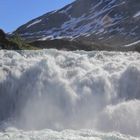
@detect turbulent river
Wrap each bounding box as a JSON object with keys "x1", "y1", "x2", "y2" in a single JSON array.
[{"x1": 0, "y1": 49, "x2": 140, "y2": 140}]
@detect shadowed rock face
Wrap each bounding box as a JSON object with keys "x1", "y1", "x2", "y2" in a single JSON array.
[
  {"x1": 29, "y1": 39, "x2": 113, "y2": 51},
  {"x1": 0, "y1": 29, "x2": 19, "y2": 50},
  {"x1": 0, "y1": 29, "x2": 6, "y2": 41},
  {"x1": 15, "y1": 0, "x2": 140, "y2": 49},
  {"x1": 0, "y1": 29, "x2": 7, "y2": 48}
]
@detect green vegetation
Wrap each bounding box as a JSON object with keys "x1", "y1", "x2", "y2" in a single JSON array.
[
  {"x1": 0, "y1": 29, "x2": 40, "y2": 50},
  {"x1": 9, "y1": 33, "x2": 39, "y2": 50}
]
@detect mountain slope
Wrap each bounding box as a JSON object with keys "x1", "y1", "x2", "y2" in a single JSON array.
[{"x1": 15, "y1": 0, "x2": 140, "y2": 48}]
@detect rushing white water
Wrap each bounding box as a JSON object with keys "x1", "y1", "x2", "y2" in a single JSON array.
[
  {"x1": 0, "y1": 49, "x2": 140, "y2": 139},
  {"x1": 0, "y1": 128, "x2": 139, "y2": 140}
]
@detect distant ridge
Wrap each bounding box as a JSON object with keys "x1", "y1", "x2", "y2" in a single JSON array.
[{"x1": 15, "y1": 0, "x2": 140, "y2": 50}]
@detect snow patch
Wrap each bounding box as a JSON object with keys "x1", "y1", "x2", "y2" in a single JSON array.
[
  {"x1": 59, "y1": 5, "x2": 72, "y2": 14},
  {"x1": 125, "y1": 40, "x2": 140, "y2": 47},
  {"x1": 27, "y1": 19, "x2": 42, "y2": 28},
  {"x1": 133, "y1": 11, "x2": 140, "y2": 18}
]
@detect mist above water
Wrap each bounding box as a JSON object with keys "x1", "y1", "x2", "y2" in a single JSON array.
[{"x1": 0, "y1": 49, "x2": 140, "y2": 137}]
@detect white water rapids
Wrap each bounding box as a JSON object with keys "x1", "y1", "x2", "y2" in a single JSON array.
[{"x1": 0, "y1": 49, "x2": 140, "y2": 140}]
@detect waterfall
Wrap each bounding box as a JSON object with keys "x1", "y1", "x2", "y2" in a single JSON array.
[{"x1": 0, "y1": 49, "x2": 140, "y2": 137}]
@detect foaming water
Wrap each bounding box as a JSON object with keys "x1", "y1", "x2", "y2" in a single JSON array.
[
  {"x1": 0, "y1": 49, "x2": 140, "y2": 138},
  {"x1": 0, "y1": 128, "x2": 139, "y2": 140}
]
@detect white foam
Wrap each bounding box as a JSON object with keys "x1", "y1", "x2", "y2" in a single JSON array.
[
  {"x1": 96, "y1": 100, "x2": 140, "y2": 136},
  {"x1": 0, "y1": 129, "x2": 139, "y2": 140},
  {"x1": 0, "y1": 49, "x2": 140, "y2": 137}
]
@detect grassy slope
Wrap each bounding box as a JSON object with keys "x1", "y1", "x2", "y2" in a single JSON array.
[{"x1": 0, "y1": 29, "x2": 40, "y2": 50}]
